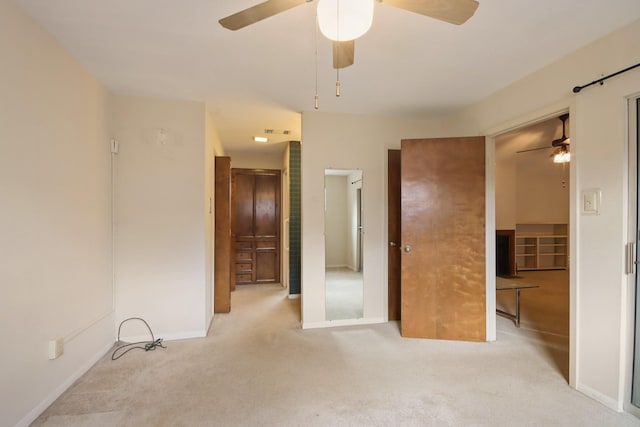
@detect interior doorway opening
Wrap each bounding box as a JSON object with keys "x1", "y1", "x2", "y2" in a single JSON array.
[
  {"x1": 231, "y1": 168, "x2": 282, "y2": 286},
  {"x1": 493, "y1": 113, "x2": 571, "y2": 382}
]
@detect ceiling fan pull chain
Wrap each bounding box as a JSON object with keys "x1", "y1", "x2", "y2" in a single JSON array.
[
  {"x1": 314, "y1": 9, "x2": 320, "y2": 109},
  {"x1": 336, "y1": 0, "x2": 341, "y2": 97}
]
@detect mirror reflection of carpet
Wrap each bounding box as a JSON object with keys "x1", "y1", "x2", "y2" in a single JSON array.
[{"x1": 325, "y1": 268, "x2": 363, "y2": 320}]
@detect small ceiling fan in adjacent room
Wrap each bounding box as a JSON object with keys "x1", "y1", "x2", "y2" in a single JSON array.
[
  {"x1": 218, "y1": 0, "x2": 480, "y2": 69},
  {"x1": 516, "y1": 114, "x2": 571, "y2": 163}
]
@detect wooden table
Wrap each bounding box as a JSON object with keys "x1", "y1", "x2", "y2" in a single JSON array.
[{"x1": 496, "y1": 277, "x2": 539, "y2": 327}]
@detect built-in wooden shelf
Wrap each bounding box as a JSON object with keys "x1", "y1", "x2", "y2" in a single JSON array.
[{"x1": 515, "y1": 224, "x2": 568, "y2": 271}]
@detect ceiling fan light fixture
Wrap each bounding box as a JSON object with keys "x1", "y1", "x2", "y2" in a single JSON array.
[
  {"x1": 317, "y1": 0, "x2": 374, "y2": 42},
  {"x1": 553, "y1": 147, "x2": 570, "y2": 163}
]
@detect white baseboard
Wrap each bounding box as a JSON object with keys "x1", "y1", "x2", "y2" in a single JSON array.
[
  {"x1": 303, "y1": 317, "x2": 385, "y2": 330},
  {"x1": 577, "y1": 382, "x2": 622, "y2": 412},
  {"x1": 16, "y1": 341, "x2": 114, "y2": 427},
  {"x1": 288, "y1": 294, "x2": 301, "y2": 299},
  {"x1": 205, "y1": 314, "x2": 215, "y2": 335},
  {"x1": 119, "y1": 329, "x2": 207, "y2": 343},
  {"x1": 325, "y1": 264, "x2": 349, "y2": 269}
]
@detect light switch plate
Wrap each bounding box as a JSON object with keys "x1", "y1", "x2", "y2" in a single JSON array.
[{"x1": 582, "y1": 188, "x2": 601, "y2": 215}]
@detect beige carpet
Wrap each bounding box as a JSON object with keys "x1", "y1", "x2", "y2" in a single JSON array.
[{"x1": 32, "y1": 280, "x2": 640, "y2": 427}]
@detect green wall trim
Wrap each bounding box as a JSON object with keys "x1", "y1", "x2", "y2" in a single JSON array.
[{"x1": 289, "y1": 141, "x2": 301, "y2": 295}]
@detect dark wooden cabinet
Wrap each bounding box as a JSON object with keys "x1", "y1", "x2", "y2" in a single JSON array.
[{"x1": 231, "y1": 169, "x2": 281, "y2": 285}]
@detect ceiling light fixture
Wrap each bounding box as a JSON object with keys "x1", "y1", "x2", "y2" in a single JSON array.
[
  {"x1": 317, "y1": 0, "x2": 374, "y2": 42},
  {"x1": 219, "y1": 0, "x2": 478, "y2": 110},
  {"x1": 317, "y1": 0, "x2": 373, "y2": 98},
  {"x1": 552, "y1": 114, "x2": 570, "y2": 163},
  {"x1": 253, "y1": 136, "x2": 268, "y2": 143},
  {"x1": 553, "y1": 146, "x2": 570, "y2": 163}
]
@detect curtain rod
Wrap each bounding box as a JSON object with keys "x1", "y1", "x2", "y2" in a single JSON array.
[{"x1": 573, "y1": 62, "x2": 640, "y2": 93}]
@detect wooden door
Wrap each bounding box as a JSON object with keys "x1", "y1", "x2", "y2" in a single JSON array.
[
  {"x1": 232, "y1": 169, "x2": 281, "y2": 285},
  {"x1": 233, "y1": 171, "x2": 254, "y2": 285},
  {"x1": 388, "y1": 150, "x2": 402, "y2": 320},
  {"x1": 214, "y1": 157, "x2": 231, "y2": 312},
  {"x1": 400, "y1": 137, "x2": 486, "y2": 341}
]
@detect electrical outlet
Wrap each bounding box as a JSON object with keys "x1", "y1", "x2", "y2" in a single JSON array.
[{"x1": 48, "y1": 338, "x2": 64, "y2": 360}]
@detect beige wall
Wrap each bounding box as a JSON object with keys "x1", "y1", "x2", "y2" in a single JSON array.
[
  {"x1": 0, "y1": 2, "x2": 114, "y2": 426},
  {"x1": 109, "y1": 95, "x2": 210, "y2": 341},
  {"x1": 205, "y1": 109, "x2": 224, "y2": 328},
  {"x1": 495, "y1": 135, "x2": 518, "y2": 229},
  {"x1": 516, "y1": 149, "x2": 570, "y2": 225},
  {"x1": 228, "y1": 149, "x2": 285, "y2": 170},
  {"x1": 496, "y1": 118, "x2": 570, "y2": 229}
]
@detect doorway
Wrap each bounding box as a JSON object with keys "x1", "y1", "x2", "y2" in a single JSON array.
[
  {"x1": 494, "y1": 114, "x2": 571, "y2": 381},
  {"x1": 214, "y1": 156, "x2": 232, "y2": 312},
  {"x1": 387, "y1": 150, "x2": 401, "y2": 321},
  {"x1": 231, "y1": 168, "x2": 281, "y2": 285},
  {"x1": 386, "y1": 123, "x2": 571, "y2": 354}
]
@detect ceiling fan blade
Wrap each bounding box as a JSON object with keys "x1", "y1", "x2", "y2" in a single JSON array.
[
  {"x1": 381, "y1": 0, "x2": 479, "y2": 25},
  {"x1": 219, "y1": 0, "x2": 308, "y2": 31},
  {"x1": 516, "y1": 146, "x2": 552, "y2": 154},
  {"x1": 333, "y1": 40, "x2": 355, "y2": 69}
]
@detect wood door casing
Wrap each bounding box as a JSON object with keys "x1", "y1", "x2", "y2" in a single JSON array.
[
  {"x1": 232, "y1": 169, "x2": 281, "y2": 285},
  {"x1": 388, "y1": 150, "x2": 402, "y2": 320},
  {"x1": 214, "y1": 157, "x2": 231, "y2": 312},
  {"x1": 400, "y1": 137, "x2": 486, "y2": 341}
]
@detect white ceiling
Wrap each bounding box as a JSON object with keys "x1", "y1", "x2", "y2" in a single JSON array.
[{"x1": 14, "y1": 0, "x2": 640, "y2": 154}]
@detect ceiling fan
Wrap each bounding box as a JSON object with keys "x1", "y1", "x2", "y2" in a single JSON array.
[
  {"x1": 516, "y1": 114, "x2": 571, "y2": 162},
  {"x1": 219, "y1": 0, "x2": 480, "y2": 69}
]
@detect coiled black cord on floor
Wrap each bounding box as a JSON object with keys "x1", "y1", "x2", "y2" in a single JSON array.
[{"x1": 111, "y1": 317, "x2": 166, "y2": 360}]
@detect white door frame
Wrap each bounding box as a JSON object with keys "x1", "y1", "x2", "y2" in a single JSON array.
[{"x1": 483, "y1": 104, "x2": 577, "y2": 387}]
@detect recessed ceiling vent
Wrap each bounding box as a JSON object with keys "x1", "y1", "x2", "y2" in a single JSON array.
[{"x1": 264, "y1": 129, "x2": 291, "y2": 135}]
